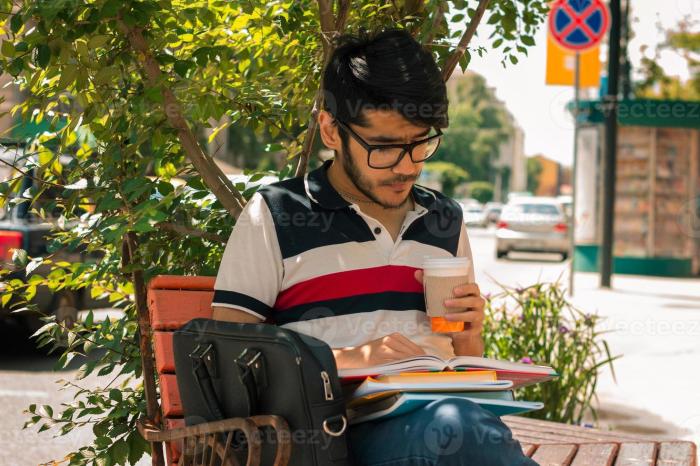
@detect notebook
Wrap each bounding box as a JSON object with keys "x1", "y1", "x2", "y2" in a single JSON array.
[
  {"x1": 348, "y1": 377, "x2": 514, "y2": 407},
  {"x1": 347, "y1": 391, "x2": 544, "y2": 424}
]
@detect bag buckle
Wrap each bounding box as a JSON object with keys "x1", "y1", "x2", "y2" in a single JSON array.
[{"x1": 189, "y1": 343, "x2": 218, "y2": 378}]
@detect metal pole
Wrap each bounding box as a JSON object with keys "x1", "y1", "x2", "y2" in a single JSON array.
[
  {"x1": 568, "y1": 52, "x2": 580, "y2": 297},
  {"x1": 600, "y1": 0, "x2": 621, "y2": 288}
]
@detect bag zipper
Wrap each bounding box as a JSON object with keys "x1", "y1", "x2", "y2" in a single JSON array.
[{"x1": 321, "y1": 370, "x2": 334, "y2": 401}]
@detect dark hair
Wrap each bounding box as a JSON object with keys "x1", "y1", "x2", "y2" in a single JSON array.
[{"x1": 321, "y1": 28, "x2": 449, "y2": 135}]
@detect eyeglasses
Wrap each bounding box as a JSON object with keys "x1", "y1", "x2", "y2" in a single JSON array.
[{"x1": 335, "y1": 119, "x2": 442, "y2": 169}]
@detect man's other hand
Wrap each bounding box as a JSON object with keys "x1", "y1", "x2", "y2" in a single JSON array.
[{"x1": 332, "y1": 332, "x2": 426, "y2": 370}]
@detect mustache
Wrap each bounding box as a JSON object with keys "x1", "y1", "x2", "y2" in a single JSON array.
[{"x1": 381, "y1": 175, "x2": 418, "y2": 185}]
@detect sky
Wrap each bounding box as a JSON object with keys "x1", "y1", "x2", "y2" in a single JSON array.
[{"x1": 452, "y1": 0, "x2": 697, "y2": 166}]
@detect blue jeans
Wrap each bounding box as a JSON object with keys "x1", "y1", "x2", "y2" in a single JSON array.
[{"x1": 347, "y1": 398, "x2": 538, "y2": 466}]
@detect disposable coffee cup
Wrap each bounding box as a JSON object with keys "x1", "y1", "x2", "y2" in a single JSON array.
[{"x1": 422, "y1": 257, "x2": 471, "y2": 333}]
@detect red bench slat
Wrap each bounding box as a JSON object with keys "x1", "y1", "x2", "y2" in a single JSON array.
[
  {"x1": 154, "y1": 331, "x2": 175, "y2": 374},
  {"x1": 160, "y1": 374, "x2": 183, "y2": 417},
  {"x1": 614, "y1": 442, "x2": 658, "y2": 466},
  {"x1": 149, "y1": 275, "x2": 216, "y2": 291},
  {"x1": 657, "y1": 441, "x2": 697, "y2": 466},
  {"x1": 148, "y1": 288, "x2": 214, "y2": 330},
  {"x1": 570, "y1": 443, "x2": 618, "y2": 466},
  {"x1": 530, "y1": 443, "x2": 578, "y2": 466}
]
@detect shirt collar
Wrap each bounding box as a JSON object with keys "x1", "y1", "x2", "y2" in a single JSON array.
[{"x1": 304, "y1": 159, "x2": 437, "y2": 212}]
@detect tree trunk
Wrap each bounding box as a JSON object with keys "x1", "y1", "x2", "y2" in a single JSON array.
[{"x1": 123, "y1": 232, "x2": 165, "y2": 466}]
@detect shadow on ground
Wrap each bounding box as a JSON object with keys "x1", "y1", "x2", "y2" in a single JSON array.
[{"x1": 0, "y1": 319, "x2": 99, "y2": 372}]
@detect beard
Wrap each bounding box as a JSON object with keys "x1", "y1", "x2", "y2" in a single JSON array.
[{"x1": 340, "y1": 147, "x2": 417, "y2": 210}]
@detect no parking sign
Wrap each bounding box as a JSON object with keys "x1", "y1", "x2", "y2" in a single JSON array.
[{"x1": 549, "y1": 0, "x2": 610, "y2": 51}]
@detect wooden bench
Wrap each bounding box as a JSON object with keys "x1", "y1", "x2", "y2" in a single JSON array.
[
  {"x1": 141, "y1": 275, "x2": 291, "y2": 466},
  {"x1": 141, "y1": 275, "x2": 697, "y2": 466}
]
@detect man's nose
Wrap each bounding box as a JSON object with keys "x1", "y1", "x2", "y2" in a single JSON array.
[{"x1": 392, "y1": 149, "x2": 419, "y2": 176}]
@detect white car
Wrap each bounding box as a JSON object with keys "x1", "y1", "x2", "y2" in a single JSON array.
[
  {"x1": 462, "y1": 205, "x2": 488, "y2": 228},
  {"x1": 496, "y1": 197, "x2": 570, "y2": 260}
]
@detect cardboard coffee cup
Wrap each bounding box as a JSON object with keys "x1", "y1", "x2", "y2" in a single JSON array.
[{"x1": 422, "y1": 257, "x2": 471, "y2": 333}]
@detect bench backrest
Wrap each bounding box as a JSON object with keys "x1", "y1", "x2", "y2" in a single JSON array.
[{"x1": 147, "y1": 275, "x2": 216, "y2": 465}]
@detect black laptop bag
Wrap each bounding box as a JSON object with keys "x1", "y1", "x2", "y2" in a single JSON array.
[{"x1": 173, "y1": 318, "x2": 353, "y2": 466}]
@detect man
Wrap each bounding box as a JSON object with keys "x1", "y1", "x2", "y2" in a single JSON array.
[{"x1": 212, "y1": 28, "x2": 535, "y2": 466}]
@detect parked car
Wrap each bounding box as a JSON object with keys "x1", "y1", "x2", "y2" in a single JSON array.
[
  {"x1": 0, "y1": 141, "x2": 108, "y2": 332},
  {"x1": 495, "y1": 197, "x2": 570, "y2": 261},
  {"x1": 462, "y1": 205, "x2": 487, "y2": 228},
  {"x1": 483, "y1": 202, "x2": 503, "y2": 225},
  {"x1": 557, "y1": 195, "x2": 573, "y2": 221}
]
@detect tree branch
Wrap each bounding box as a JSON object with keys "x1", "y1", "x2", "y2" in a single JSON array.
[
  {"x1": 155, "y1": 222, "x2": 227, "y2": 244},
  {"x1": 425, "y1": 1, "x2": 447, "y2": 45},
  {"x1": 294, "y1": 0, "x2": 351, "y2": 178},
  {"x1": 441, "y1": 0, "x2": 491, "y2": 82},
  {"x1": 116, "y1": 20, "x2": 246, "y2": 219}
]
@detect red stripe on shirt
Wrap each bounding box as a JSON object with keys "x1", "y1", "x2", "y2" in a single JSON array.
[{"x1": 274, "y1": 265, "x2": 422, "y2": 310}]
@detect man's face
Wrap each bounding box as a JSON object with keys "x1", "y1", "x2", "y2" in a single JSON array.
[{"x1": 337, "y1": 110, "x2": 430, "y2": 209}]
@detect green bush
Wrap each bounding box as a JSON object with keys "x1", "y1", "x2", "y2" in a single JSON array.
[
  {"x1": 483, "y1": 280, "x2": 619, "y2": 425},
  {"x1": 468, "y1": 181, "x2": 494, "y2": 204}
]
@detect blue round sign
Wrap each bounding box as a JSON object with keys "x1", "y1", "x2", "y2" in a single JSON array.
[{"x1": 549, "y1": 0, "x2": 610, "y2": 51}]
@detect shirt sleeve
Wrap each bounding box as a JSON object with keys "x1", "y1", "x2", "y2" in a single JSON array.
[
  {"x1": 456, "y1": 222, "x2": 476, "y2": 282},
  {"x1": 213, "y1": 192, "x2": 283, "y2": 320}
]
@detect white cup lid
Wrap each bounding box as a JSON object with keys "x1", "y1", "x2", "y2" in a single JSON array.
[{"x1": 422, "y1": 256, "x2": 471, "y2": 269}]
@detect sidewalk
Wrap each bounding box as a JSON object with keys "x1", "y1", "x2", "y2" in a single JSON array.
[{"x1": 566, "y1": 272, "x2": 700, "y2": 446}]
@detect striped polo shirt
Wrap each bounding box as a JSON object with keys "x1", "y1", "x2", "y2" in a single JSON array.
[{"x1": 213, "y1": 159, "x2": 474, "y2": 359}]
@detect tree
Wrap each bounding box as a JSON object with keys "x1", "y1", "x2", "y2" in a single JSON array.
[
  {"x1": 432, "y1": 72, "x2": 514, "y2": 182},
  {"x1": 0, "y1": 1, "x2": 549, "y2": 464},
  {"x1": 634, "y1": 17, "x2": 699, "y2": 100},
  {"x1": 469, "y1": 180, "x2": 494, "y2": 204},
  {"x1": 526, "y1": 156, "x2": 543, "y2": 194},
  {"x1": 423, "y1": 161, "x2": 470, "y2": 197}
]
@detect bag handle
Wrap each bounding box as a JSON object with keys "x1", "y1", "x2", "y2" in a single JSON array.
[
  {"x1": 234, "y1": 347, "x2": 267, "y2": 416},
  {"x1": 189, "y1": 343, "x2": 224, "y2": 421}
]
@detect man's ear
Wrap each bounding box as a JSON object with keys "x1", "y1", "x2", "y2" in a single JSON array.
[{"x1": 318, "y1": 110, "x2": 342, "y2": 151}]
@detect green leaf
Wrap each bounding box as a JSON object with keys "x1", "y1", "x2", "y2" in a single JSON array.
[
  {"x1": 173, "y1": 60, "x2": 193, "y2": 78},
  {"x1": 35, "y1": 44, "x2": 51, "y2": 68},
  {"x1": 1, "y1": 40, "x2": 15, "y2": 58},
  {"x1": 12, "y1": 249, "x2": 28, "y2": 267},
  {"x1": 108, "y1": 389, "x2": 122, "y2": 403},
  {"x1": 111, "y1": 438, "x2": 128, "y2": 465},
  {"x1": 10, "y1": 14, "x2": 23, "y2": 34},
  {"x1": 100, "y1": 0, "x2": 121, "y2": 18},
  {"x1": 521, "y1": 35, "x2": 535, "y2": 46},
  {"x1": 451, "y1": 14, "x2": 465, "y2": 23}
]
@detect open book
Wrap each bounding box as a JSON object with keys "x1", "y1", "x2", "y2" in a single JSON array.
[{"x1": 338, "y1": 354, "x2": 558, "y2": 389}]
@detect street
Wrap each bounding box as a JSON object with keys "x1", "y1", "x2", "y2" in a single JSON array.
[{"x1": 1, "y1": 226, "x2": 698, "y2": 465}]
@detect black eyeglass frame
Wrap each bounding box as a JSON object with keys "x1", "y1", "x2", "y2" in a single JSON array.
[{"x1": 335, "y1": 119, "x2": 443, "y2": 169}]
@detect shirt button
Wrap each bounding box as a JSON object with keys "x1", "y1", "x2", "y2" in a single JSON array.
[{"x1": 374, "y1": 227, "x2": 382, "y2": 235}]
